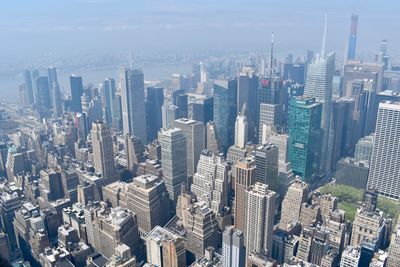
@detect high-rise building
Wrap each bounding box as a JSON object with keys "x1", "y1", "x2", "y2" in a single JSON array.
[
  {"x1": 367, "y1": 101, "x2": 400, "y2": 199},
  {"x1": 280, "y1": 178, "x2": 308, "y2": 228},
  {"x1": 258, "y1": 103, "x2": 282, "y2": 143},
  {"x1": 125, "y1": 134, "x2": 145, "y2": 173},
  {"x1": 288, "y1": 97, "x2": 322, "y2": 181},
  {"x1": 89, "y1": 205, "x2": 140, "y2": 259},
  {"x1": 244, "y1": 182, "x2": 276, "y2": 258},
  {"x1": 146, "y1": 87, "x2": 164, "y2": 141},
  {"x1": 221, "y1": 226, "x2": 245, "y2": 267},
  {"x1": 125, "y1": 175, "x2": 170, "y2": 237},
  {"x1": 145, "y1": 226, "x2": 186, "y2": 267},
  {"x1": 23, "y1": 70, "x2": 35, "y2": 105},
  {"x1": 185, "y1": 201, "x2": 220, "y2": 259},
  {"x1": 254, "y1": 143, "x2": 279, "y2": 192},
  {"x1": 121, "y1": 68, "x2": 147, "y2": 143},
  {"x1": 387, "y1": 218, "x2": 400, "y2": 267},
  {"x1": 354, "y1": 134, "x2": 374, "y2": 163},
  {"x1": 205, "y1": 121, "x2": 220, "y2": 153},
  {"x1": 91, "y1": 121, "x2": 118, "y2": 182},
  {"x1": 70, "y1": 75, "x2": 84, "y2": 113},
  {"x1": 234, "y1": 105, "x2": 248, "y2": 149},
  {"x1": 213, "y1": 79, "x2": 237, "y2": 152},
  {"x1": 159, "y1": 128, "x2": 187, "y2": 204},
  {"x1": 340, "y1": 246, "x2": 360, "y2": 267},
  {"x1": 303, "y1": 51, "x2": 335, "y2": 175},
  {"x1": 233, "y1": 157, "x2": 256, "y2": 234},
  {"x1": 36, "y1": 76, "x2": 52, "y2": 118},
  {"x1": 336, "y1": 158, "x2": 369, "y2": 189},
  {"x1": 103, "y1": 78, "x2": 116, "y2": 126},
  {"x1": 237, "y1": 71, "x2": 259, "y2": 142},
  {"x1": 174, "y1": 118, "x2": 205, "y2": 178},
  {"x1": 39, "y1": 169, "x2": 64, "y2": 202},
  {"x1": 346, "y1": 14, "x2": 358, "y2": 62},
  {"x1": 191, "y1": 150, "x2": 229, "y2": 215}
]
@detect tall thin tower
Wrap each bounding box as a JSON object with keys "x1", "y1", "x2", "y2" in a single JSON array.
[{"x1": 347, "y1": 14, "x2": 358, "y2": 62}]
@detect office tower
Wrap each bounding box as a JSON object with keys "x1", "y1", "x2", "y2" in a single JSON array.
[
  {"x1": 346, "y1": 14, "x2": 358, "y2": 62},
  {"x1": 146, "y1": 87, "x2": 164, "y2": 141},
  {"x1": 174, "y1": 118, "x2": 205, "y2": 178},
  {"x1": 5, "y1": 147, "x2": 35, "y2": 181},
  {"x1": 325, "y1": 219, "x2": 346, "y2": 252},
  {"x1": 0, "y1": 191, "x2": 23, "y2": 260},
  {"x1": 39, "y1": 169, "x2": 64, "y2": 202},
  {"x1": 283, "y1": 63, "x2": 306, "y2": 84},
  {"x1": 103, "y1": 78, "x2": 116, "y2": 126},
  {"x1": 387, "y1": 219, "x2": 400, "y2": 267},
  {"x1": 336, "y1": 158, "x2": 369, "y2": 189},
  {"x1": 331, "y1": 98, "x2": 354, "y2": 168},
  {"x1": 222, "y1": 226, "x2": 245, "y2": 267},
  {"x1": 234, "y1": 105, "x2": 248, "y2": 149},
  {"x1": 47, "y1": 67, "x2": 62, "y2": 117},
  {"x1": 258, "y1": 103, "x2": 283, "y2": 143},
  {"x1": 121, "y1": 68, "x2": 147, "y2": 143},
  {"x1": 70, "y1": 75, "x2": 83, "y2": 113},
  {"x1": 60, "y1": 168, "x2": 80, "y2": 202},
  {"x1": 145, "y1": 226, "x2": 186, "y2": 267},
  {"x1": 362, "y1": 189, "x2": 378, "y2": 212},
  {"x1": 173, "y1": 91, "x2": 188, "y2": 120},
  {"x1": 189, "y1": 95, "x2": 213, "y2": 124},
  {"x1": 23, "y1": 70, "x2": 35, "y2": 104},
  {"x1": 205, "y1": 121, "x2": 220, "y2": 153},
  {"x1": 191, "y1": 150, "x2": 229, "y2": 215},
  {"x1": 162, "y1": 103, "x2": 177, "y2": 130},
  {"x1": 378, "y1": 39, "x2": 390, "y2": 70},
  {"x1": 367, "y1": 101, "x2": 400, "y2": 199},
  {"x1": 245, "y1": 183, "x2": 276, "y2": 258},
  {"x1": 254, "y1": 143, "x2": 279, "y2": 192},
  {"x1": 304, "y1": 51, "x2": 335, "y2": 174},
  {"x1": 234, "y1": 157, "x2": 256, "y2": 234},
  {"x1": 280, "y1": 178, "x2": 308, "y2": 228},
  {"x1": 340, "y1": 246, "x2": 361, "y2": 267},
  {"x1": 125, "y1": 134, "x2": 145, "y2": 173},
  {"x1": 288, "y1": 97, "x2": 322, "y2": 181},
  {"x1": 91, "y1": 121, "x2": 118, "y2": 182},
  {"x1": 237, "y1": 71, "x2": 259, "y2": 142},
  {"x1": 13, "y1": 202, "x2": 50, "y2": 264},
  {"x1": 213, "y1": 79, "x2": 237, "y2": 152},
  {"x1": 125, "y1": 175, "x2": 170, "y2": 237},
  {"x1": 90, "y1": 206, "x2": 140, "y2": 259},
  {"x1": 354, "y1": 134, "x2": 374, "y2": 163},
  {"x1": 271, "y1": 229, "x2": 300, "y2": 264},
  {"x1": 110, "y1": 94, "x2": 122, "y2": 130},
  {"x1": 332, "y1": 74, "x2": 342, "y2": 99},
  {"x1": 185, "y1": 201, "x2": 220, "y2": 259},
  {"x1": 309, "y1": 228, "x2": 330, "y2": 265},
  {"x1": 350, "y1": 207, "x2": 386, "y2": 248},
  {"x1": 18, "y1": 84, "x2": 28, "y2": 106},
  {"x1": 36, "y1": 76, "x2": 52, "y2": 117},
  {"x1": 159, "y1": 128, "x2": 187, "y2": 204},
  {"x1": 319, "y1": 194, "x2": 339, "y2": 222}
]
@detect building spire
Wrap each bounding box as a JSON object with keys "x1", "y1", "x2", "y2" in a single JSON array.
[
  {"x1": 321, "y1": 13, "x2": 327, "y2": 57},
  {"x1": 269, "y1": 32, "x2": 274, "y2": 78}
]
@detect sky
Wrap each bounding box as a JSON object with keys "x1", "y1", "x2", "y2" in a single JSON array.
[{"x1": 1, "y1": 0, "x2": 400, "y2": 63}]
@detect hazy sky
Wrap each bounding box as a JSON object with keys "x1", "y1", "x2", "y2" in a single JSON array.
[{"x1": 1, "y1": 0, "x2": 400, "y2": 62}]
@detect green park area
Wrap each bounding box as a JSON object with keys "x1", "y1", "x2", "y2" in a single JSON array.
[{"x1": 318, "y1": 184, "x2": 400, "y2": 223}]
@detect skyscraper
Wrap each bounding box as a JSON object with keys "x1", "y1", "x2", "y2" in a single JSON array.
[
  {"x1": 303, "y1": 51, "x2": 335, "y2": 175},
  {"x1": 288, "y1": 97, "x2": 322, "y2": 181},
  {"x1": 121, "y1": 68, "x2": 148, "y2": 143},
  {"x1": 279, "y1": 178, "x2": 308, "y2": 228},
  {"x1": 23, "y1": 70, "x2": 35, "y2": 105},
  {"x1": 346, "y1": 14, "x2": 358, "y2": 62},
  {"x1": 146, "y1": 87, "x2": 164, "y2": 141},
  {"x1": 191, "y1": 150, "x2": 229, "y2": 215},
  {"x1": 367, "y1": 101, "x2": 400, "y2": 199},
  {"x1": 206, "y1": 121, "x2": 220, "y2": 153},
  {"x1": 234, "y1": 157, "x2": 256, "y2": 234},
  {"x1": 103, "y1": 78, "x2": 116, "y2": 126},
  {"x1": 174, "y1": 118, "x2": 205, "y2": 178},
  {"x1": 254, "y1": 143, "x2": 279, "y2": 192},
  {"x1": 91, "y1": 121, "x2": 118, "y2": 182},
  {"x1": 213, "y1": 79, "x2": 237, "y2": 152},
  {"x1": 36, "y1": 76, "x2": 52, "y2": 118},
  {"x1": 222, "y1": 226, "x2": 245, "y2": 267},
  {"x1": 234, "y1": 105, "x2": 248, "y2": 149},
  {"x1": 70, "y1": 75, "x2": 84, "y2": 113},
  {"x1": 159, "y1": 128, "x2": 187, "y2": 204},
  {"x1": 245, "y1": 182, "x2": 276, "y2": 258}
]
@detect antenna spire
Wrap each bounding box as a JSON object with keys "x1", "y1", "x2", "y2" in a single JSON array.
[
  {"x1": 269, "y1": 32, "x2": 274, "y2": 78},
  {"x1": 321, "y1": 13, "x2": 327, "y2": 56}
]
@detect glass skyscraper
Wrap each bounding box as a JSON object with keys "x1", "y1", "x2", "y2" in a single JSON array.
[{"x1": 288, "y1": 97, "x2": 322, "y2": 181}]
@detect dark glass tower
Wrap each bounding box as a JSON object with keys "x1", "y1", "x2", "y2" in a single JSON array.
[
  {"x1": 146, "y1": 87, "x2": 164, "y2": 141},
  {"x1": 70, "y1": 75, "x2": 84, "y2": 113},
  {"x1": 347, "y1": 14, "x2": 358, "y2": 61}
]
